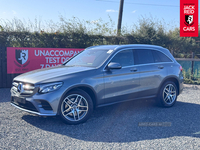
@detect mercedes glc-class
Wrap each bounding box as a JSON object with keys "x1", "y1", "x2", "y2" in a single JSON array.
[{"x1": 11, "y1": 44, "x2": 184, "y2": 124}]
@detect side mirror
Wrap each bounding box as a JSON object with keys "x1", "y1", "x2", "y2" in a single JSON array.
[{"x1": 107, "y1": 62, "x2": 122, "y2": 70}]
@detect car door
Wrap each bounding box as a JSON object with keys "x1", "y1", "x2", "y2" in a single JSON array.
[
  {"x1": 103, "y1": 49, "x2": 140, "y2": 104},
  {"x1": 135, "y1": 49, "x2": 168, "y2": 97}
]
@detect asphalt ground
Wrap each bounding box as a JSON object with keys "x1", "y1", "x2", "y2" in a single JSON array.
[{"x1": 0, "y1": 84, "x2": 200, "y2": 149}]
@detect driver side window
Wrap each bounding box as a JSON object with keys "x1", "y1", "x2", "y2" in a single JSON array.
[{"x1": 110, "y1": 50, "x2": 134, "y2": 67}]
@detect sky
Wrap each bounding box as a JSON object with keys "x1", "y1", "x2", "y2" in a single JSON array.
[{"x1": 0, "y1": 0, "x2": 186, "y2": 31}]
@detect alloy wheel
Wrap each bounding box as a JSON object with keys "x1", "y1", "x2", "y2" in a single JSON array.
[
  {"x1": 163, "y1": 84, "x2": 177, "y2": 105},
  {"x1": 61, "y1": 94, "x2": 88, "y2": 122}
]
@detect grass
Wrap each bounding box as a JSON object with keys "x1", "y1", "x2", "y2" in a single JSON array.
[{"x1": 182, "y1": 68, "x2": 200, "y2": 85}]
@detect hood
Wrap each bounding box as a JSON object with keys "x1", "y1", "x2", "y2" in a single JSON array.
[{"x1": 14, "y1": 65, "x2": 95, "y2": 84}]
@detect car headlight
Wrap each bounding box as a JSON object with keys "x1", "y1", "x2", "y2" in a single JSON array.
[{"x1": 39, "y1": 82, "x2": 63, "y2": 94}]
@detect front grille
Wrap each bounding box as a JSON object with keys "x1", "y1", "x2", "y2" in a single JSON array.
[
  {"x1": 11, "y1": 81, "x2": 35, "y2": 97},
  {"x1": 11, "y1": 98, "x2": 38, "y2": 112}
]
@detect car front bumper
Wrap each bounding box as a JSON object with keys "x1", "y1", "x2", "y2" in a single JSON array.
[
  {"x1": 10, "y1": 102, "x2": 56, "y2": 116},
  {"x1": 10, "y1": 87, "x2": 65, "y2": 116}
]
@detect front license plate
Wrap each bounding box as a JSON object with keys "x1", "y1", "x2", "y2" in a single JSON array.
[{"x1": 13, "y1": 97, "x2": 26, "y2": 104}]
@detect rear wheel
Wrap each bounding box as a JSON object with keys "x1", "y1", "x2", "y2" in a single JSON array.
[
  {"x1": 157, "y1": 81, "x2": 178, "y2": 107},
  {"x1": 59, "y1": 89, "x2": 93, "y2": 125}
]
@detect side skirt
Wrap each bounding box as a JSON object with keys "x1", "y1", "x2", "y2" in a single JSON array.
[{"x1": 97, "y1": 95, "x2": 156, "y2": 108}]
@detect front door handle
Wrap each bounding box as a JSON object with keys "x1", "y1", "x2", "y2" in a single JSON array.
[
  {"x1": 130, "y1": 68, "x2": 137, "y2": 72},
  {"x1": 158, "y1": 65, "x2": 164, "y2": 69}
]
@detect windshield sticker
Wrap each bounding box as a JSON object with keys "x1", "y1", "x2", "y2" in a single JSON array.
[{"x1": 107, "y1": 50, "x2": 113, "y2": 54}]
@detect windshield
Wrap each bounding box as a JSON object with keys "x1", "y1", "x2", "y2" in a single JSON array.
[{"x1": 64, "y1": 49, "x2": 113, "y2": 67}]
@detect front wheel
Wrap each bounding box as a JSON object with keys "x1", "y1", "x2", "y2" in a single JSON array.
[
  {"x1": 157, "y1": 81, "x2": 178, "y2": 107},
  {"x1": 59, "y1": 89, "x2": 93, "y2": 125}
]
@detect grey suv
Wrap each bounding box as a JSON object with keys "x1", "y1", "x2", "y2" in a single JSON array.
[{"x1": 11, "y1": 44, "x2": 184, "y2": 124}]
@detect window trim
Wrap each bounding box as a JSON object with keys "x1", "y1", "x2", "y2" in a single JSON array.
[{"x1": 103, "y1": 48, "x2": 174, "y2": 71}]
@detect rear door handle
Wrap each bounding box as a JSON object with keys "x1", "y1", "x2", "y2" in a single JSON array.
[
  {"x1": 158, "y1": 65, "x2": 164, "y2": 69},
  {"x1": 130, "y1": 68, "x2": 137, "y2": 72}
]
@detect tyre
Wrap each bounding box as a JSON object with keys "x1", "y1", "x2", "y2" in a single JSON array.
[
  {"x1": 157, "y1": 81, "x2": 178, "y2": 107},
  {"x1": 59, "y1": 89, "x2": 93, "y2": 125}
]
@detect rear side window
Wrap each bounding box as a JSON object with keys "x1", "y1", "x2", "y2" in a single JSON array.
[
  {"x1": 136, "y1": 49, "x2": 154, "y2": 64},
  {"x1": 152, "y1": 50, "x2": 172, "y2": 62}
]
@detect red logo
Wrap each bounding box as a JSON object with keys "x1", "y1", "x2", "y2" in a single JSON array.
[{"x1": 180, "y1": 0, "x2": 198, "y2": 37}]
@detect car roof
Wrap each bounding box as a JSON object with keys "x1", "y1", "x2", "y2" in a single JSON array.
[
  {"x1": 85, "y1": 44, "x2": 175, "y2": 64},
  {"x1": 85, "y1": 45, "x2": 119, "y2": 50},
  {"x1": 86, "y1": 44, "x2": 166, "y2": 51}
]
